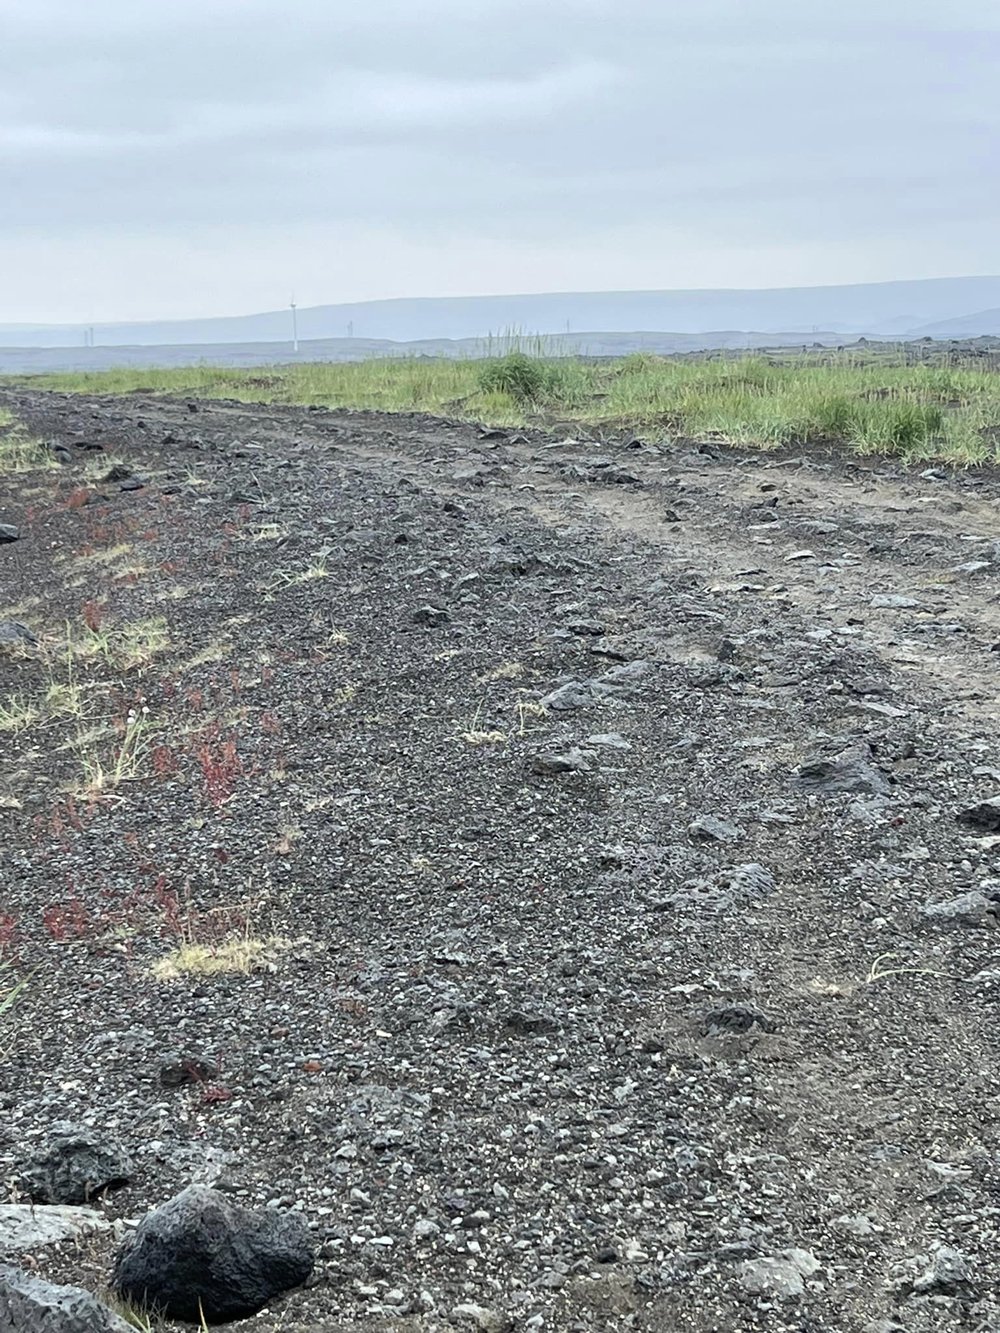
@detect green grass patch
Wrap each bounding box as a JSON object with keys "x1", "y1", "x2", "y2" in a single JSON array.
[{"x1": 12, "y1": 351, "x2": 1000, "y2": 462}]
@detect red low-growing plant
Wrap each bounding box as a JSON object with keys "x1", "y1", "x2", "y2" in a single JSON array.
[
  {"x1": 43, "y1": 898, "x2": 91, "y2": 941},
  {"x1": 0, "y1": 913, "x2": 17, "y2": 957},
  {"x1": 151, "y1": 744, "x2": 179, "y2": 778},
  {"x1": 195, "y1": 734, "x2": 242, "y2": 807},
  {"x1": 64, "y1": 486, "x2": 92, "y2": 511}
]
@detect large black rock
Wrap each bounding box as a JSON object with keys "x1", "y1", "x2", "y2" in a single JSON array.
[
  {"x1": 0, "y1": 1264, "x2": 132, "y2": 1332},
  {"x1": 112, "y1": 1185, "x2": 314, "y2": 1324}
]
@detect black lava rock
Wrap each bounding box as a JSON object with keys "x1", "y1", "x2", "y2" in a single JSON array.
[
  {"x1": 112, "y1": 1185, "x2": 314, "y2": 1324},
  {"x1": 20, "y1": 1123, "x2": 131, "y2": 1205}
]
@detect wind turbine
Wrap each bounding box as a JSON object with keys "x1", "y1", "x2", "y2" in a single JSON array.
[{"x1": 290, "y1": 296, "x2": 298, "y2": 354}]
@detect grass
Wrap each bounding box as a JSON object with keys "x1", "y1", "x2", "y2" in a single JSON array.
[
  {"x1": 0, "y1": 964, "x2": 25, "y2": 1017},
  {"x1": 0, "y1": 407, "x2": 55, "y2": 473},
  {"x1": 152, "y1": 934, "x2": 288, "y2": 982},
  {"x1": 15, "y1": 349, "x2": 1000, "y2": 461}
]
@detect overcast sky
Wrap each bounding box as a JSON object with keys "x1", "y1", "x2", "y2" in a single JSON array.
[{"x1": 1, "y1": 0, "x2": 997, "y2": 323}]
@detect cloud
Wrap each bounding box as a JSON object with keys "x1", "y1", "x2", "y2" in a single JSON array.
[{"x1": 0, "y1": 0, "x2": 995, "y2": 321}]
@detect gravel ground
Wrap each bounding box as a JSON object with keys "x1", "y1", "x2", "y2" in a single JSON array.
[{"x1": 2, "y1": 388, "x2": 1000, "y2": 1332}]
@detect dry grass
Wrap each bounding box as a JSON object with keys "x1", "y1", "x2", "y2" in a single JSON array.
[
  {"x1": 0, "y1": 408, "x2": 56, "y2": 473},
  {"x1": 152, "y1": 934, "x2": 289, "y2": 982}
]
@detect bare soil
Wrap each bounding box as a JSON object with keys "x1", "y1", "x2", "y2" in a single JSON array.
[{"x1": 3, "y1": 388, "x2": 1000, "y2": 1332}]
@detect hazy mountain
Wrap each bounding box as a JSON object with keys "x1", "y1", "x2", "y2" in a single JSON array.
[
  {"x1": 907, "y1": 309, "x2": 1000, "y2": 339},
  {"x1": 6, "y1": 276, "x2": 1000, "y2": 350}
]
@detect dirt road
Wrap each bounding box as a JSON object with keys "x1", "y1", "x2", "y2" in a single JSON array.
[{"x1": 2, "y1": 388, "x2": 1000, "y2": 1331}]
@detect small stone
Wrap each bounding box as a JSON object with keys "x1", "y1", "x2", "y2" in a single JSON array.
[
  {"x1": 0, "y1": 621, "x2": 36, "y2": 646},
  {"x1": 529, "y1": 748, "x2": 590, "y2": 775},
  {"x1": 958, "y1": 797, "x2": 1000, "y2": 831},
  {"x1": 702, "y1": 1004, "x2": 774, "y2": 1036},
  {"x1": 412, "y1": 605, "x2": 449, "y2": 626},
  {"x1": 870, "y1": 594, "x2": 921, "y2": 609},
  {"x1": 158, "y1": 1054, "x2": 217, "y2": 1087},
  {"x1": 739, "y1": 1249, "x2": 820, "y2": 1299},
  {"x1": 20, "y1": 1124, "x2": 131, "y2": 1205},
  {"x1": 451, "y1": 1303, "x2": 507, "y2": 1332},
  {"x1": 913, "y1": 1245, "x2": 972, "y2": 1294},
  {"x1": 0, "y1": 525, "x2": 19, "y2": 544},
  {"x1": 921, "y1": 890, "x2": 993, "y2": 926},
  {"x1": 688, "y1": 814, "x2": 743, "y2": 843},
  {"x1": 952, "y1": 560, "x2": 991, "y2": 574},
  {"x1": 832, "y1": 1213, "x2": 875, "y2": 1237},
  {"x1": 540, "y1": 679, "x2": 610, "y2": 712},
  {"x1": 794, "y1": 747, "x2": 891, "y2": 796},
  {"x1": 586, "y1": 732, "x2": 631, "y2": 750},
  {"x1": 504, "y1": 1009, "x2": 559, "y2": 1035}
]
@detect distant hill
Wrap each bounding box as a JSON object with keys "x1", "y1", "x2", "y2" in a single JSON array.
[
  {"x1": 7, "y1": 276, "x2": 1000, "y2": 350},
  {"x1": 908, "y1": 309, "x2": 1000, "y2": 339}
]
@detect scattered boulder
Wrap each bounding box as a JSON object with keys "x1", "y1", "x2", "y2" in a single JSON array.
[
  {"x1": 794, "y1": 746, "x2": 891, "y2": 796},
  {"x1": 739, "y1": 1248, "x2": 820, "y2": 1299},
  {"x1": 920, "y1": 890, "x2": 994, "y2": 926},
  {"x1": 451, "y1": 1303, "x2": 508, "y2": 1332},
  {"x1": 412, "y1": 605, "x2": 449, "y2": 626},
  {"x1": 112, "y1": 1185, "x2": 314, "y2": 1323},
  {"x1": 912, "y1": 1245, "x2": 973, "y2": 1295},
  {"x1": 540, "y1": 679, "x2": 611, "y2": 712},
  {"x1": 0, "y1": 1204, "x2": 112, "y2": 1254},
  {"x1": 0, "y1": 621, "x2": 35, "y2": 646},
  {"x1": 0, "y1": 1264, "x2": 131, "y2": 1333},
  {"x1": 688, "y1": 814, "x2": 743, "y2": 843},
  {"x1": 870, "y1": 594, "x2": 921, "y2": 609},
  {"x1": 702, "y1": 1004, "x2": 774, "y2": 1036},
  {"x1": 0, "y1": 526, "x2": 19, "y2": 545},
  {"x1": 957, "y1": 797, "x2": 1000, "y2": 831},
  {"x1": 529, "y1": 747, "x2": 591, "y2": 775},
  {"x1": 20, "y1": 1124, "x2": 131, "y2": 1205},
  {"x1": 158, "y1": 1054, "x2": 218, "y2": 1088},
  {"x1": 722, "y1": 863, "x2": 775, "y2": 899},
  {"x1": 100, "y1": 464, "x2": 133, "y2": 483}
]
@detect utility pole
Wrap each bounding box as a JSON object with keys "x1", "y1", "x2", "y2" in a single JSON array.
[{"x1": 290, "y1": 296, "x2": 298, "y2": 353}]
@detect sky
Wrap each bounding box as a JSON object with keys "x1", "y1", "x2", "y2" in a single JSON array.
[{"x1": 0, "y1": 0, "x2": 997, "y2": 323}]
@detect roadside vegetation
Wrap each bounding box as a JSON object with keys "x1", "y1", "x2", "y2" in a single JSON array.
[{"x1": 12, "y1": 349, "x2": 1000, "y2": 461}]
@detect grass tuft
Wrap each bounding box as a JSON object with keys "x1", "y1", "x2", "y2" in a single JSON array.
[
  {"x1": 152, "y1": 934, "x2": 289, "y2": 982},
  {"x1": 0, "y1": 409, "x2": 56, "y2": 473}
]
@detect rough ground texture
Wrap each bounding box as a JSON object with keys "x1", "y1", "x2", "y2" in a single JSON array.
[{"x1": 2, "y1": 387, "x2": 1000, "y2": 1331}]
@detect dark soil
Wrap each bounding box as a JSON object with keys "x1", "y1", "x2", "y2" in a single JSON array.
[{"x1": 3, "y1": 388, "x2": 1000, "y2": 1332}]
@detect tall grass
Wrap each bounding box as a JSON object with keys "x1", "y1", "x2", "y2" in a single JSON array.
[{"x1": 12, "y1": 351, "x2": 1000, "y2": 462}]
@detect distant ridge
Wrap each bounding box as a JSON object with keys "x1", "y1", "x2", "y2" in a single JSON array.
[
  {"x1": 0, "y1": 329, "x2": 855, "y2": 375},
  {"x1": 6, "y1": 276, "x2": 1000, "y2": 349},
  {"x1": 908, "y1": 309, "x2": 1000, "y2": 339}
]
